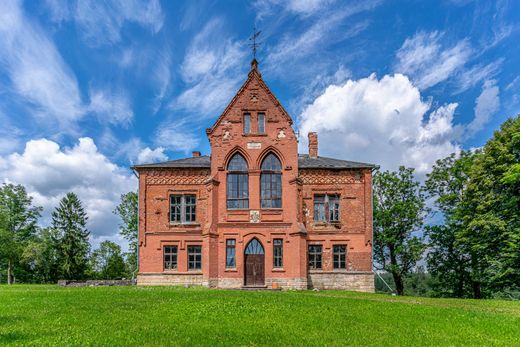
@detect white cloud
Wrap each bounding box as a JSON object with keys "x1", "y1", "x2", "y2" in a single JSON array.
[
  {"x1": 0, "y1": 0, "x2": 84, "y2": 129},
  {"x1": 64, "y1": 0, "x2": 164, "y2": 46},
  {"x1": 467, "y1": 80, "x2": 500, "y2": 136},
  {"x1": 0, "y1": 137, "x2": 136, "y2": 237},
  {"x1": 298, "y1": 73, "x2": 461, "y2": 174},
  {"x1": 154, "y1": 119, "x2": 201, "y2": 154},
  {"x1": 255, "y1": 0, "x2": 336, "y2": 18},
  {"x1": 88, "y1": 87, "x2": 134, "y2": 127},
  {"x1": 174, "y1": 18, "x2": 248, "y2": 117},
  {"x1": 395, "y1": 31, "x2": 472, "y2": 90},
  {"x1": 137, "y1": 147, "x2": 167, "y2": 164},
  {"x1": 454, "y1": 59, "x2": 503, "y2": 94}
]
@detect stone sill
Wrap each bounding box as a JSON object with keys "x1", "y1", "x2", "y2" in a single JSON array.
[
  {"x1": 272, "y1": 268, "x2": 285, "y2": 272},
  {"x1": 140, "y1": 271, "x2": 203, "y2": 276},
  {"x1": 225, "y1": 268, "x2": 238, "y2": 272},
  {"x1": 168, "y1": 223, "x2": 201, "y2": 227},
  {"x1": 308, "y1": 270, "x2": 373, "y2": 275}
]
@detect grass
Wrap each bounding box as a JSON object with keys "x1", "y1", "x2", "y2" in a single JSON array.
[{"x1": 0, "y1": 285, "x2": 519, "y2": 346}]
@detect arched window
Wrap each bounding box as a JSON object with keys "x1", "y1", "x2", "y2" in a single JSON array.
[
  {"x1": 260, "y1": 153, "x2": 282, "y2": 208},
  {"x1": 227, "y1": 153, "x2": 249, "y2": 209}
]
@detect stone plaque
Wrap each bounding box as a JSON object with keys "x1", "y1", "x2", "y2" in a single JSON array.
[
  {"x1": 250, "y1": 210, "x2": 260, "y2": 223},
  {"x1": 247, "y1": 142, "x2": 261, "y2": 149}
]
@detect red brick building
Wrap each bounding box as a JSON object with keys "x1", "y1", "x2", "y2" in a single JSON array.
[{"x1": 134, "y1": 60, "x2": 375, "y2": 291}]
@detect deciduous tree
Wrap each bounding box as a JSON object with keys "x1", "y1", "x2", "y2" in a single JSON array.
[{"x1": 114, "y1": 192, "x2": 138, "y2": 276}]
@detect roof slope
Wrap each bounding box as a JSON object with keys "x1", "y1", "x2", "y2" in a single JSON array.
[{"x1": 133, "y1": 155, "x2": 375, "y2": 170}]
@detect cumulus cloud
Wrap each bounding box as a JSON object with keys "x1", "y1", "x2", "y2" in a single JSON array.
[
  {"x1": 298, "y1": 73, "x2": 461, "y2": 174},
  {"x1": 395, "y1": 31, "x2": 472, "y2": 90},
  {"x1": 466, "y1": 80, "x2": 500, "y2": 136},
  {"x1": 88, "y1": 87, "x2": 134, "y2": 127},
  {"x1": 0, "y1": 0, "x2": 84, "y2": 128},
  {"x1": 0, "y1": 137, "x2": 136, "y2": 237},
  {"x1": 173, "y1": 18, "x2": 248, "y2": 117},
  {"x1": 136, "y1": 147, "x2": 167, "y2": 164},
  {"x1": 46, "y1": 0, "x2": 164, "y2": 46}
]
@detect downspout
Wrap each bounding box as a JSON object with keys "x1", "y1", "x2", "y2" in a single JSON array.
[{"x1": 132, "y1": 168, "x2": 139, "y2": 281}]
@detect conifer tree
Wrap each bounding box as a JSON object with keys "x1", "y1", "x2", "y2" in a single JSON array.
[{"x1": 52, "y1": 192, "x2": 90, "y2": 280}]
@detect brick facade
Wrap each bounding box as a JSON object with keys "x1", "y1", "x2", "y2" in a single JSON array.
[{"x1": 134, "y1": 60, "x2": 375, "y2": 292}]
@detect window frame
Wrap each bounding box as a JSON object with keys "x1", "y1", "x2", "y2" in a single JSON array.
[
  {"x1": 273, "y1": 238, "x2": 283, "y2": 268},
  {"x1": 163, "y1": 245, "x2": 178, "y2": 271},
  {"x1": 260, "y1": 153, "x2": 282, "y2": 209},
  {"x1": 333, "y1": 245, "x2": 347, "y2": 270},
  {"x1": 257, "y1": 112, "x2": 265, "y2": 134},
  {"x1": 227, "y1": 153, "x2": 249, "y2": 209},
  {"x1": 243, "y1": 113, "x2": 251, "y2": 134},
  {"x1": 170, "y1": 194, "x2": 197, "y2": 224},
  {"x1": 308, "y1": 245, "x2": 323, "y2": 270},
  {"x1": 314, "y1": 194, "x2": 340, "y2": 223},
  {"x1": 187, "y1": 245, "x2": 202, "y2": 271},
  {"x1": 226, "y1": 239, "x2": 236, "y2": 268}
]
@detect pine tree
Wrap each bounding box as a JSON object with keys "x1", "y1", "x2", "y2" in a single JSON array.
[{"x1": 52, "y1": 192, "x2": 90, "y2": 280}]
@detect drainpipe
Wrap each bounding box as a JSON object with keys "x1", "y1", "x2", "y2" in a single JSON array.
[{"x1": 132, "y1": 168, "x2": 139, "y2": 281}]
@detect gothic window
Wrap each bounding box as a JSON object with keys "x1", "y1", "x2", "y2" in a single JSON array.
[
  {"x1": 227, "y1": 153, "x2": 249, "y2": 209},
  {"x1": 170, "y1": 195, "x2": 196, "y2": 224},
  {"x1": 163, "y1": 246, "x2": 178, "y2": 270},
  {"x1": 260, "y1": 153, "x2": 282, "y2": 208},
  {"x1": 308, "y1": 245, "x2": 322, "y2": 270},
  {"x1": 273, "y1": 239, "x2": 283, "y2": 268},
  {"x1": 258, "y1": 112, "x2": 265, "y2": 134},
  {"x1": 333, "y1": 245, "x2": 346, "y2": 269},
  {"x1": 314, "y1": 194, "x2": 340, "y2": 223},
  {"x1": 188, "y1": 245, "x2": 202, "y2": 270},
  {"x1": 226, "y1": 239, "x2": 236, "y2": 268},
  {"x1": 243, "y1": 113, "x2": 251, "y2": 134}
]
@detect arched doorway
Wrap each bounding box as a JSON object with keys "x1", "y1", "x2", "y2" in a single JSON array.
[{"x1": 244, "y1": 238, "x2": 265, "y2": 286}]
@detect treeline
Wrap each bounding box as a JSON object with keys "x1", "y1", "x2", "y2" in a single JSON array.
[
  {"x1": 374, "y1": 116, "x2": 519, "y2": 298},
  {"x1": 0, "y1": 188, "x2": 137, "y2": 284}
]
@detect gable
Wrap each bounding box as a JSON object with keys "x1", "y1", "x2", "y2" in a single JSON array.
[{"x1": 206, "y1": 60, "x2": 293, "y2": 135}]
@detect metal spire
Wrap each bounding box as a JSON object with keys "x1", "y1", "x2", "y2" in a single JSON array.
[{"x1": 249, "y1": 26, "x2": 262, "y2": 60}]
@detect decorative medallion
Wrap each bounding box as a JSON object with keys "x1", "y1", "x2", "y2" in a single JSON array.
[
  {"x1": 250, "y1": 210, "x2": 260, "y2": 223},
  {"x1": 277, "y1": 129, "x2": 286, "y2": 139}
]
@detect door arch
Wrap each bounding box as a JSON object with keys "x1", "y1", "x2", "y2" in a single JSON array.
[{"x1": 244, "y1": 238, "x2": 265, "y2": 286}]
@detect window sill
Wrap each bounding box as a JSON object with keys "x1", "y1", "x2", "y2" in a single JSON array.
[
  {"x1": 225, "y1": 268, "x2": 238, "y2": 272},
  {"x1": 169, "y1": 223, "x2": 200, "y2": 227},
  {"x1": 272, "y1": 268, "x2": 285, "y2": 272}
]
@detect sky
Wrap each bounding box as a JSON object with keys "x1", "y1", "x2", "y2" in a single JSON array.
[{"x1": 0, "y1": 0, "x2": 518, "y2": 249}]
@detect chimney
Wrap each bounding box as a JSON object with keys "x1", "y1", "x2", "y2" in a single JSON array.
[
  {"x1": 308, "y1": 132, "x2": 318, "y2": 158},
  {"x1": 192, "y1": 151, "x2": 201, "y2": 157}
]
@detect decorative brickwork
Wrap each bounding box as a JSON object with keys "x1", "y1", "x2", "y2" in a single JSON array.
[
  {"x1": 299, "y1": 169, "x2": 364, "y2": 185},
  {"x1": 145, "y1": 169, "x2": 210, "y2": 185}
]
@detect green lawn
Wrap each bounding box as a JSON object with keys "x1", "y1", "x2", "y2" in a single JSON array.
[{"x1": 0, "y1": 285, "x2": 519, "y2": 346}]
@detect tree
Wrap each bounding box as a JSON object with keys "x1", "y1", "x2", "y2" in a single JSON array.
[
  {"x1": 52, "y1": 192, "x2": 90, "y2": 280},
  {"x1": 114, "y1": 192, "x2": 138, "y2": 276},
  {"x1": 21, "y1": 228, "x2": 61, "y2": 283},
  {"x1": 90, "y1": 241, "x2": 127, "y2": 279},
  {"x1": 373, "y1": 166, "x2": 427, "y2": 295},
  {"x1": 459, "y1": 116, "x2": 520, "y2": 297},
  {"x1": 424, "y1": 151, "x2": 475, "y2": 298},
  {"x1": 0, "y1": 184, "x2": 42, "y2": 284}
]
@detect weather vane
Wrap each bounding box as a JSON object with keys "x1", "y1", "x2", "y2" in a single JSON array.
[{"x1": 249, "y1": 26, "x2": 262, "y2": 59}]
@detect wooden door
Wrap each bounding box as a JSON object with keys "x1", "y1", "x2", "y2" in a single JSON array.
[{"x1": 244, "y1": 239, "x2": 265, "y2": 286}]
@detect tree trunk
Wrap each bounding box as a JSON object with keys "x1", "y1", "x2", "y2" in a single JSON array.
[
  {"x1": 392, "y1": 272, "x2": 405, "y2": 295},
  {"x1": 7, "y1": 259, "x2": 12, "y2": 285},
  {"x1": 472, "y1": 281, "x2": 481, "y2": 299}
]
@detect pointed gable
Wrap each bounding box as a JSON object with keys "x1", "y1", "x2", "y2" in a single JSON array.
[{"x1": 206, "y1": 59, "x2": 293, "y2": 135}]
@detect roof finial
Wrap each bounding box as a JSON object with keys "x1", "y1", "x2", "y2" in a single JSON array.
[{"x1": 249, "y1": 26, "x2": 262, "y2": 66}]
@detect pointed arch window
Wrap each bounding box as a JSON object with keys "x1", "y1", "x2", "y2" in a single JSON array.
[
  {"x1": 227, "y1": 153, "x2": 249, "y2": 209},
  {"x1": 260, "y1": 153, "x2": 282, "y2": 208}
]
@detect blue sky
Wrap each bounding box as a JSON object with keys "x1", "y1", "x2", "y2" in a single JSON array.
[{"x1": 0, "y1": 0, "x2": 518, "y2": 246}]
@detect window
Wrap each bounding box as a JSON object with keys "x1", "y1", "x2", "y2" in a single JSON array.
[
  {"x1": 227, "y1": 153, "x2": 249, "y2": 209},
  {"x1": 333, "y1": 245, "x2": 346, "y2": 269},
  {"x1": 308, "y1": 245, "x2": 322, "y2": 270},
  {"x1": 188, "y1": 245, "x2": 202, "y2": 270},
  {"x1": 260, "y1": 153, "x2": 282, "y2": 208},
  {"x1": 314, "y1": 194, "x2": 340, "y2": 223},
  {"x1": 170, "y1": 195, "x2": 196, "y2": 224},
  {"x1": 243, "y1": 113, "x2": 251, "y2": 134},
  {"x1": 226, "y1": 239, "x2": 236, "y2": 268},
  {"x1": 164, "y1": 246, "x2": 178, "y2": 270},
  {"x1": 273, "y1": 239, "x2": 283, "y2": 268},
  {"x1": 258, "y1": 112, "x2": 265, "y2": 134}
]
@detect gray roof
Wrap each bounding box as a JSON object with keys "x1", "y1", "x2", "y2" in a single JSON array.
[{"x1": 133, "y1": 154, "x2": 375, "y2": 170}]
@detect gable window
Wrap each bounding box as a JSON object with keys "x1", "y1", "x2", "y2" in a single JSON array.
[
  {"x1": 164, "y1": 245, "x2": 178, "y2": 270},
  {"x1": 333, "y1": 245, "x2": 346, "y2": 269},
  {"x1": 273, "y1": 239, "x2": 283, "y2": 268},
  {"x1": 258, "y1": 112, "x2": 265, "y2": 134},
  {"x1": 314, "y1": 194, "x2": 340, "y2": 223},
  {"x1": 260, "y1": 153, "x2": 282, "y2": 208},
  {"x1": 170, "y1": 195, "x2": 196, "y2": 224},
  {"x1": 243, "y1": 113, "x2": 251, "y2": 134},
  {"x1": 188, "y1": 245, "x2": 202, "y2": 270},
  {"x1": 308, "y1": 245, "x2": 322, "y2": 270},
  {"x1": 227, "y1": 153, "x2": 249, "y2": 209},
  {"x1": 226, "y1": 239, "x2": 236, "y2": 268}
]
